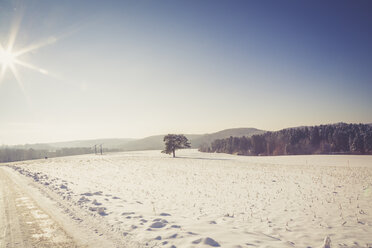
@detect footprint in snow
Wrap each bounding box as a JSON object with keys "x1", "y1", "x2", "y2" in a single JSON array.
[
  {"x1": 205, "y1": 237, "x2": 221, "y2": 247},
  {"x1": 192, "y1": 238, "x2": 202, "y2": 244},
  {"x1": 78, "y1": 196, "x2": 90, "y2": 204},
  {"x1": 167, "y1": 233, "x2": 178, "y2": 239},
  {"x1": 150, "y1": 219, "x2": 168, "y2": 228},
  {"x1": 60, "y1": 184, "x2": 68, "y2": 189},
  {"x1": 122, "y1": 212, "x2": 135, "y2": 216},
  {"x1": 89, "y1": 207, "x2": 108, "y2": 216},
  {"x1": 193, "y1": 237, "x2": 220, "y2": 247},
  {"x1": 92, "y1": 199, "x2": 102, "y2": 206}
]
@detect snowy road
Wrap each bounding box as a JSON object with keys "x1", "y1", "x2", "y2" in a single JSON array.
[
  {"x1": 0, "y1": 165, "x2": 134, "y2": 248},
  {"x1": 0, "y1": 167, "x2": 77, "y2": 248}
]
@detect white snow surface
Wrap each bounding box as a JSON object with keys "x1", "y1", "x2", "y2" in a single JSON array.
[{"x1": 7, "y1": 149, "x2": 372, "y2": 247}]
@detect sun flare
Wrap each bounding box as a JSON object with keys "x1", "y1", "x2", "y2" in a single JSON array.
[
  {"x1": 0, "y1": 48, "x2": 16, "y2": 67},
  {"x1": 0, "y1": 13, "x2": 56, "y2": 90}
]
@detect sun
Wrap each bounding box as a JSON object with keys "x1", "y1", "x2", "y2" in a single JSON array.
[
  {"x1": 0, "y1": 13, "x2": 58, "y2": 91},
  {"x1": 0, "y1": 48, "x2": 16, "y2": 67}
]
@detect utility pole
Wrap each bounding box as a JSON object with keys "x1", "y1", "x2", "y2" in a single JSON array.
[{"x1": 100, "y1": 144, "x2": 103, "y2": 155}]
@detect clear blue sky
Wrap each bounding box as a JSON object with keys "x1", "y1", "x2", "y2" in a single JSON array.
[{"x1": 0, "y1": 0, "x2": 371, "y2": 144}]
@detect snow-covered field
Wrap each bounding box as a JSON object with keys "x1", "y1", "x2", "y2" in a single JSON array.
[{"x1": 5, "y1": 149, "x2": 372, "y2": 248}]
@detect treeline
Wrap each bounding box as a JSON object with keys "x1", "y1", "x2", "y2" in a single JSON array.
[
  {"x1": 0, "y1": 147, "x2": 109, "y2": 163},
  {"x1": 199, "y1": 123, "x2": 372, "y2": 156}
]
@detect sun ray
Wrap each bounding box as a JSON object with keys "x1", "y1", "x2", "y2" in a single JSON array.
[
  {"x1": 0, "y1": 65, "x2": 8, "y2": 86},
  {"x1": 0, "y1": 9, "x2": 64, "y2": 99},
  {"x1": 9, "y1": 63, "x2": 24, "y2": 91},
  {"x1": 14, "y1": 60, "x2": 48, "y2": 75},
  {"x1": 9, "y1": 62, "x2": 30, "y2": 104},
  {"x1": 14, "y1": 60, "x2": 64, "y2": 82},
  {"x1": 14, "y1": 36, "x2": 58, "y2": 57},
  {"x1": 7, "y1": 11, "x2": 23, "y2": 52},
  {"x1": 14, "y1": 27, "x2": 78, "y2": 57},
  {"x1": 0, "y1": 43, "x2": 5, "y2": 85}
]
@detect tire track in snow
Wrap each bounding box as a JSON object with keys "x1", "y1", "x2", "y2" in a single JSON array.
[{"x1": 0, "y1": 167, "x2": 78, "y2": 248}]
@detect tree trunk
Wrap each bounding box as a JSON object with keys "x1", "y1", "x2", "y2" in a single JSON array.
[{"x1": 172, "y1": 149, "x2": 175, "y2": 158}]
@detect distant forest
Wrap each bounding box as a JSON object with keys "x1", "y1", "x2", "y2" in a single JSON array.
[
  {"x1": 199, "y1": 123, "x2": 372, "y2": 155},
  {"x1": 0, "y1": 147, "x2": 118, "y2": 163},
  {"x1": 2, "y1": 123, "x2": 372, "y2": 163}
]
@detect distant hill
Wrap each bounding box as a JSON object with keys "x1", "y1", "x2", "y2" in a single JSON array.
[
  {"x1": 191, "y1": 128, "x2": 265, "y2": 148},
  {"x1": 11, "y1": 138, "x2": 135, "y2": 151},
  {"x1": 120, "y1": 134, "x2": 202, "y2": 151},
  {"x1": 47, "y1": 138, "x2": 135, "y2": 149},
  {"x1": 10, "y1": 143, "x2": 54, "y2": 151},
  {"x1": 7, "y1": 128, "x2": 265, "y2": 152},
  {"x1": 120, "y1": 128, "x2": 265, "y2": 151}
]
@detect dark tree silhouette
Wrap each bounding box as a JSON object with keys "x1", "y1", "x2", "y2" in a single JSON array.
[
  {"x1": 162, "y1": 134, "x2": 191, "y2": 157},
  {"x1": 199, "y1": 123, "x2": 372, "y2": 156},
  {"x1": 0, "y1": 147, "x2": 94, "y2": 163}
]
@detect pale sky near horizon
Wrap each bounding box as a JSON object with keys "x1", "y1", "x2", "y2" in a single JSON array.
[{"x1": 0, "y1": 0, "x2": 371, "y2": 145}]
